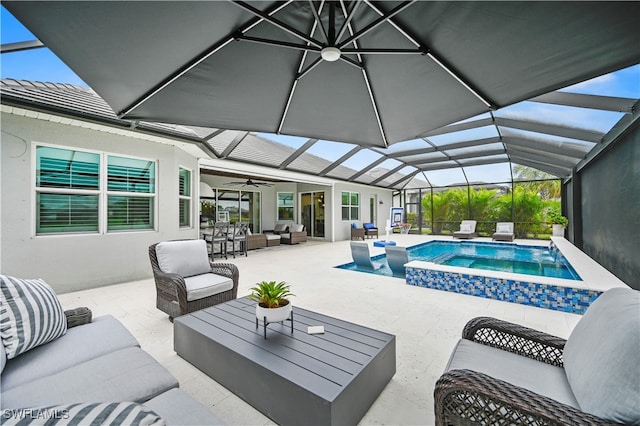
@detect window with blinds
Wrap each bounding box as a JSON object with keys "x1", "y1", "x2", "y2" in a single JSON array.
[
  {"x1": 36, "y1": 146, "x2": 100, "y2": 234},
  {"x1": 178, "y1": 168, "x2": 191, "y2": 227},
  {"x1": 35, "y1": 146, "x2": 156, "y2": 235},
  {"x1": 107, "y1": 156, "x2": 155, "y2": 231}
]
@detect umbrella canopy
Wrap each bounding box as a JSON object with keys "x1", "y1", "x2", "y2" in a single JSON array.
[{"x1": 5, "y1": 1, "x2": 640, "y2": 148}]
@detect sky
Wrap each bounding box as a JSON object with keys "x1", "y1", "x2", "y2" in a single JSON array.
[{"x1": 1, "y1": 5, "x2": 639, "y2": 187}]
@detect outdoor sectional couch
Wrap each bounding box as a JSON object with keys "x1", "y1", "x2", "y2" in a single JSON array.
[{"x1": 0, "y1": 275, "x2": 223, "y2": 425}]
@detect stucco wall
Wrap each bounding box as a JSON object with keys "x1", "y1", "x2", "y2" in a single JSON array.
[
  {"x1": 1, "y1": 112, "x2": 199, "y2": 293},
  {"x1": 333, "y1": 182, "x2": 393, "y2": 241}
]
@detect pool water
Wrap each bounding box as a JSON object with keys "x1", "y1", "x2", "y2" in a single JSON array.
[{"x1": 338, "y1": 240, "x2": 581, "y2": 280}]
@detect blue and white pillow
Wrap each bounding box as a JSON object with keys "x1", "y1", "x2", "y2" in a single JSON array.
[
  {"x1": 0, "y1": 275, "x2": 67, "y2": 359},
  {"x1": 1, "y1": 402, "x2": 165, "y2": 426}
]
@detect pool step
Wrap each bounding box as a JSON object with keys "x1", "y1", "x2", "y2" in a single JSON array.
[{"x1": 432, "y1": 253, "x2": 458, "y2": 264}]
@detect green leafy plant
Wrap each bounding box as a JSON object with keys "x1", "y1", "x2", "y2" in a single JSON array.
[
  {"x1": 547, "y1": 206, "x2": 568, "y2": 226},
  {"x1": 249, "y1": 281, "x2": 294, "y2": 308}
]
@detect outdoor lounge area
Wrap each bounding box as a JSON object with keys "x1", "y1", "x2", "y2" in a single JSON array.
[
  {"x1": 1, "y1": 2, "x2": 639, "y2": 425},
  {"x1": 50, "y1": 235, "x2": 596, "y2": 425}
]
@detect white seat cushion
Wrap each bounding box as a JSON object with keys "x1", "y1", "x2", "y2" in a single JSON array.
[
  {"x1": 563, "y1": 287, "x2": 640, "y2": 424},
  {"x1": 290, "y1": 224, "x2": 304, "y2": 232},
  {"x1": 183, "y1": 273, "x2": 234, "y2": 302},
  {"x1": 446, "y1": 339, "x2": 579, "y2": 409},
  {"x1": 265, "y1": 234, "x2": 281, "y2": 241},
  {"x1": 155, "y1": 240, "x2": 211, "y2": 278},
  {"x1": 496, "y1": 222, "x2": 513, "y2": 233},
  {"x1": 273, "y1": 223, "x2": 288, "y2": 233}
]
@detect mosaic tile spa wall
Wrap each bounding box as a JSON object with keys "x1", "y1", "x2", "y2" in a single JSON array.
[{"x1": 406, "y1": 267, "x2": 601, "y2": 314}]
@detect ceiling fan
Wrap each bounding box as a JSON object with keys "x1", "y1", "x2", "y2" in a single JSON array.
[{"x1": 225, "y1": 178, "x2": 273, "y2": 187}]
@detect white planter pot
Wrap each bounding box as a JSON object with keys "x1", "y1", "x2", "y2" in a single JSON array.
[
  {"x1": 256, "y1": 302, "x2": 292, "y2": 324},
  {"x1": 552, "y1": 224, "x2": 565, "y2": 237}
]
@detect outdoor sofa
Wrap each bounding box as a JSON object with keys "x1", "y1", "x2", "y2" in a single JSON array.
[
  {"x1": 435, "y1": 286, "x2": 640, "y2": 425},
  {"x1": 0, "y1": 275, "x2": 223, "y2": 425}
]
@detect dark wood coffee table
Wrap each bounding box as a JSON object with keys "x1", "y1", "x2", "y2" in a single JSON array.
[{"x1": 174, "y1": 297, "x2": 396, "y2": 426}]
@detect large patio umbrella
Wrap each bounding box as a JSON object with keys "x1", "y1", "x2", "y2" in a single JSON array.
[{"x1": 6, "y1": 1, "x2": 640, "y2": 147}]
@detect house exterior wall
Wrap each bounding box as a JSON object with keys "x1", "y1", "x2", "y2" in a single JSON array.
[
  {"x1": 333, "y1": 182, "x2": 393, "y2": 241},
  {"x1": 1, "y1": 111, "x2": 199, "y2": 293},
  {"x1": 1, "y1": 109, "x2": 395, "y2": 292},
  {"x1": 200, "y1": 174, "x2": 393, "y2": 242}
]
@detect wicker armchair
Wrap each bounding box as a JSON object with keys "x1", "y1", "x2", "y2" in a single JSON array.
[
  {"x1": 435, "y1": 287, "x2": 640, "y2": 426},
  {"x1": 281, "y1": 224, "x2": 307, "y2": 245},
  {"x1": 149, "y1": 241, "x2": 239, "y2": 320}
]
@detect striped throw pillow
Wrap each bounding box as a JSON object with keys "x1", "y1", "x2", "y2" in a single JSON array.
[
  {"x1": 1, "y1": 402, "x2": 165, "y2": 426},
  {"x1": 0, "y1": 275, "x2": 67, "y2": 359}
]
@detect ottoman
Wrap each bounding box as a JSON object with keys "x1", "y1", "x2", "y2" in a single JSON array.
[{"x1": 266, "y1": 234, "x2": 281, "y2": 247}]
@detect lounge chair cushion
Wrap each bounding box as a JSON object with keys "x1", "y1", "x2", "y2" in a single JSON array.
[
  {"x1": 183, "y1": 273, "x2": 234, "y2": 302},
  {"x1": 496, "y1": 223, "x2": 512, "y2": 233},
  {"x1": 155, "y1": 240, "x2": 211, "y2": 278},
  {"x1": 0, "y1": 275, "x2": 67, "y2": 359},
  {"x1": 563, "y1": 287, "x2": 640, "y2": 424},
  {"x1": 459, "y1": 224, "x2": 472, "y2": 232},
  {"x1": 446, "y1": 339, "x2": 580, "y2": 409}
]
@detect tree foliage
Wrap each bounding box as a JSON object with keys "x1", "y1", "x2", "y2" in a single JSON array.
[{"x1": 419, "y1": 178, "x2": 562, "y2": 238}]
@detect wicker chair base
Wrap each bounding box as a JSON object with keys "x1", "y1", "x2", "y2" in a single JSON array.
[{"x1": 149, "y1": 242, "x2": 239, "y2": 320}]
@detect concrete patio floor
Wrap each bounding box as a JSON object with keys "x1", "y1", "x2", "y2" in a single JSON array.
[{"x1": 57, "y1": 235, "x2": 583, "y2": 425}]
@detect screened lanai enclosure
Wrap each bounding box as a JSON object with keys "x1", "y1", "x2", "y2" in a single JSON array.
[{"x1": 1, "y1": 1, "x2": 639, "y2": 288}]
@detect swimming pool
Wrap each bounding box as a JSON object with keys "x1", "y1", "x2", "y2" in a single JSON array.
[
  {"x1": 337, "y1": 239, "x2": 598, "y2": 314},
  {"x1": 337, "y1": 240, "x2": 581, "y2": 280}
]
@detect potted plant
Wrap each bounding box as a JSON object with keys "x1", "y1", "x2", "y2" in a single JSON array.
[
  {"x1": 249, "y1": 280, "x2": 294, "y2": 324},
  {"x1": 548, "y1": 207, "x2": 568, "y2": 237}
]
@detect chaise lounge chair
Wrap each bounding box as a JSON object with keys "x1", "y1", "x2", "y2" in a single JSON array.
[
  {"x1": 350, "y1": 241, "x2": 382, "y2": 270},
  {"x1": 492, "y1": 221, "x2": 515, "y2": 242},
  {"x1": 453, "y1": 220, "x2": 477, "y2": 239},
  {"x1": 385, "y1": 246, "x2": 409, "y2": 276},
  {"x1": 434, "y1": 287, "x2": 640, "y2": 425}
]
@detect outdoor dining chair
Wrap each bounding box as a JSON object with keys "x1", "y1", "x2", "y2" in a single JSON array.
[
  {"x1": 203, "y1": 221, "x2": 229, "y2": 260},
  {"x1": 227, "y1": 222, "x2": 248, "y2": 258}
]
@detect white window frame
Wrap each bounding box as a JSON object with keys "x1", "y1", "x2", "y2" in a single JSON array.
[
  {"x1": 341, "y1": 191, "x2": 360, "y2": 221},
  {"x1": 33, "y1": 142, "x2": 158, "y2": 236},
  {"x1": 178, "y1": 166, "x2": 192, "y2": 228},
  {"x1": 277, "y1": 191, "x2": 295, "y2": 221}
]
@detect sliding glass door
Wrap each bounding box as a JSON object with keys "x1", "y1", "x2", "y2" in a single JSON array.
[
  {"x1": 200, "y1": 188, "x2": 261, "y2": 232},
  {"x1": 301, "y1": 192, "x2": 325, "y2": 238}
]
